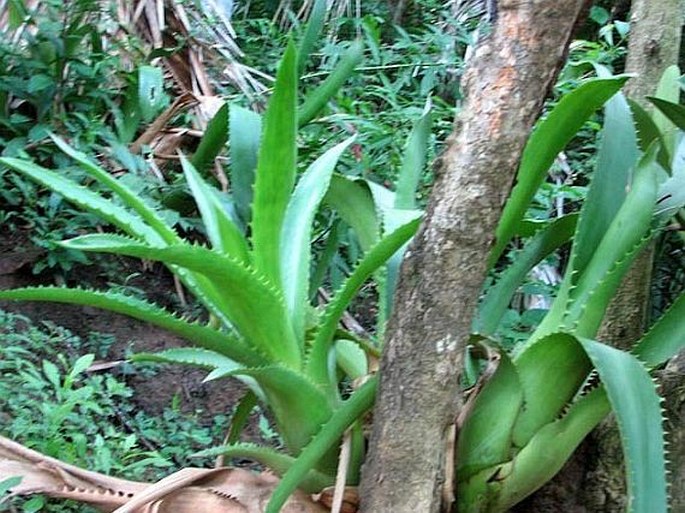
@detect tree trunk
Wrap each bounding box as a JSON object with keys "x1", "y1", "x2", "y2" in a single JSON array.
[
  {"x1": 519, "y1": 1, "x2": 684, "y2": 511},
  {"x1": 358, "y1": 2, "x2": 591, "y2": 512}
]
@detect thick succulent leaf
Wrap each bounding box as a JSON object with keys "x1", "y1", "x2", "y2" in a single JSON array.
[
  {"x1": 511, "y1": 333, "x2": 592, "y2": 448},
  {"x1": 181, "y1": 156, "x2": 249, "y2": 263},
  {"x1": 309, "y1": 219, "x2": 342, "y2": 297},
  {"x1": 628, "y1": 98, "x2": 663, "y2": 152},
  {"x1": 0, "y1": 157, "x2": 163, "y2": 245},
  {"x1": 298, "y1": 41, "x2": 364, "y2": 126},
  {"x1": 226, "y1": 391, "x2": 258, "y2": 445},
  {"x1": 297, "y1": 0, "x2": 327, "y2": 75},
  {"x1": 49, "y1": 135, "x2": 179, "y2": 243},
  {"x1": 648, "y1": 96, "x2": 685, "y2": 131},
  {"x1": 281, "y1": 137, "x2": 355, "y2": 341},
  {"x1": 137, "y1": 65, "x2": 165, "y2": 121},
  {"x1": 334, "y1": 339, "x2": 368, "y2": 379},
  {"x1": 190, "y1": 102, "x2": 229, "y2": 175},
  {"x1": 192, "y1": 443, "x2": 333, "y2": 492},
  {"x1": 490, "y1": 76, "x2": 629, "y2": 266},
  {"x1": 131, "y1": 348, "x2": 239, "y2": 371},
  {"x1": 633, "y1": 290, "x2": 685, "y2": 368},
  {"x1": 394, "y1": 98, "x2": 432, "y2": 210},
  {"x1": 229, "y1": 105, "x2": 261, "y2": 225},
  {"x1": 578, "y1": 339, "x2": 668, "y2": 513},
  {"x1": 566, "y1": 148, "x2": 658, "y2": 337},
  {"x1": 467, "y1": 388, "x2": 611, "y2": 512},
  {"x1": 60, "y1": 235, "x2": 300, "y2": 369},
  {"x1": 209, "y1": 366, "x2": 333, "y2": 459},
  {"x1": 306, "y1": 218, "x2": 421, "y2": 386},
  {"x1": 266, "y1": 375, "x2": 378, "y2": 513},
  {"x1": 0, "y1": 287, "x2": 265, "y2": 367},
  {"x1": 474, "y1": 214, "x2": 577, "y2": 336},
  {"x1": 456, "y1": 352, "x2": 523, "y2": 480},
  {"x1": 251, "y1": 40, "x2": 298, "y2": 289},
  {"x1": 324, "y1": 175, "x2": 380, "y2": 252},
  {"x1": 651, "y1": 65, "x2": 681, "y2": 152},
  {"x1": 570, "y1": 90, "x2": 640, "y2": 281}
]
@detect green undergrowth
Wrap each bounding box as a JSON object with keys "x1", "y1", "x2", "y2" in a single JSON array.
[{"x1": 0, "y1": 309, "x2": 249, "y2": 513}]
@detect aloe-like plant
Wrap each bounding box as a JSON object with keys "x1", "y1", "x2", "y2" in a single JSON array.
[
  {"x1": 456, "y1": 68, "x2": 685, "y2": 513},
  {"x1": 0, "y1": 39, "x2": 419, "y2": 512}
]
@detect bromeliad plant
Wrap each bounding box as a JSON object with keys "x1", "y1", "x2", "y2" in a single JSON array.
[
  {"x1": 0, "y1": 40, "x2": 418, "y2": 512},
  {"x1": 455, "y1": 67, "x2": 685, "y2": 513}
]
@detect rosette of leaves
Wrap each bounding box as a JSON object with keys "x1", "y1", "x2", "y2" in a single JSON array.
[
  {"x1": 458, "y1": 68, "x2": 685, "y2": 513},
  {"x1": 0, "y1": 40, "x2": 418, "y2": 512}
]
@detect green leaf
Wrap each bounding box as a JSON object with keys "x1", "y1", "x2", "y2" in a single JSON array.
[
  {"x1": 0, "y1": 156, "x2": 163, "y2": 245},
  {"x1": 334, "y1": 339, "x2": 368, "y2": 379},
  {"x1": 475, "y1": 214, "x2": 577, "y2": 336},
  {"x1": 251, "y1": 41, "x2": 298, "y2": 288},
  {"x1": 69, "y1": 354, "x2": 95, "y2": 379},
  {"x1": 578, "y1": 339, "x2": 667, "y2": 513},
  {"x1": 132, "y1": 348, "x2": 240, "y2": 371},
  {"x1": 0, "y1": 287, "x2": 266, "y2": 367},
  {"x1": 491, "y1": 76, "x2": 629, "y2": 266},
  {"x1": 181, "y1": 156, "x2": 249, "y2": 263},
  {"x1": 49, "y1": 134, "x2": 180, "y2": 244},
  {"x1": 212, "y1": 366, "x2": 333, "y2": 458},
  {"x1": 0, "y1": 476, "x2": 22, "y2": 496},
  {"x1": 60, "y1": 235, "x2": 300, "y2": 368},
  {"x1": 633, "y1": 290, "x2": 685, "y2": 368},
  {"x1": 281, "y1": 137, "x2": 355, "y2": 341},
  {"x1": 394, "y1": 98, "x2": 432, "y2": 210},
  {"x1": 325, "y1": 175, "x2": 380, "y2": 252},
  {"x1": 648, "y1": 96, "x2": 685, "y2": 131},
  {"x1": 266, "y1": 375, "x2": 378, "y2": 513},
  {"x1": 456, "y1": 352, "x2": 523, "y2": 480},
  {"x1": 226, "y1": 391, "x2": 258, "y2": 445},
  {"x1": 43, "y1": 360, "x2": 61, "y2": 390},
  {"x1": 307, "y1": 218, "x2": 421, "y2": 386},
  {"x1": 297, "y1": 0, "x2": 327, "y2": 74},
  {"x1": 191, "y1": 103, "x2": 228, "y2": 175},
  {"x1": 298, "y1": 40, "x2": 364, "y2": 126},
  {"x1": 229, "y1": 105, "x2": 261, "y2": 225},
  {"x1": 138, "y1": 65, "x2": 165, "y2": 121},
  {"x1": 511, "y1": 333, "x2": 592, "y2": 447},
  {"x1": 192, "y1": 443, "x2": 333, "y2": 492}
]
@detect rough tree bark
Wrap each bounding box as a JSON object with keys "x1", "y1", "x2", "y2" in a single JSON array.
[
  {"x1": 358, "y1": 2, "x2": 591, "y2": 512},
  {"x1": 518, "y1": 1, "x2": 684, "y2": 511}
]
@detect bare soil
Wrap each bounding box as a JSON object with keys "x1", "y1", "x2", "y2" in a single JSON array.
[{"x1": 0, "y1": 229, "x2": 251, "y2": 426}]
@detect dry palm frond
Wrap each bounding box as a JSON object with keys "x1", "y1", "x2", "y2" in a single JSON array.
[{"x1": 0, "y1": 436, "x2": 334, "y2": 513}]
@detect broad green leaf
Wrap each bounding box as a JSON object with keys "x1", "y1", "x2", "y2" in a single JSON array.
[
  {"x1": 0, "y1": 476, "x2": 22, "y2": 496},
  {"x1": 281, "y1": 137, "x2": 355, "y2": 341},
  {"x1": 334, "y1": 339, "x2": 367, "y2": 379},
  {"x1": 651, "y1": 65, "x2": 681, "y2": 156},
  {"x1": 325, "y1": 175, "x2": 380, "y2": 252},
  {"x1": 59, "y1": 235, "x2": 300, "y2": 368},
  {"x1": 456, "y1": 352, "x2": 523, "y2": 480},
  {"x1": 628, "y1": 99, "x2": 666, "y2": 162},
  {"x1": 181, "y1": 156, "x2": 249, "y2": 263},
  {"x1": 266, "y1": 375, "x2": 378, "y2": 513},
  {"x1": 578, "y1": 339, "x2": 667, "y2": 513},
  {"x1": 192, "y1": 443, "x2": 333, "y2": 492},
  {"x1": 229, "y1": 105, "x2": 261, "y2": 224},
  {"x1": 138, "y1": 65, "x2": 165, "y2": 121},
  {"x1": 0, "y1": 287, "x2": 265, "y2": 367},
  {"x1": 394, "y1": 98, "x2": 432, "y2": 210},
  {"x1": 475, "y1": 214, "x2": 577, "y2": 336},
  {"x1": 191, "y1": 102, "x2": 228, "y2": 175},
  {"x1": 648, "y1": 96, "x2": 685, "y2": 131},
  {"x1": 477, "y1": 388, "x2": 610, "y2": 512},
  {"x1": 567, "y1": 148, "x2": 658, "y2": 337},
  {"x1": 49, "y1": 134, "x2": 179, "y2": 243},
  {"x1": 491, "y1": 76, "x2": 629, "y2": 266},
  {"x1": 297, "y1": 0, "x2": 327, "y2": 75},
  {"x1": 567, "y1": 90, "x2": 639, "y2": 280},
  {"x1": 633, "y1": 290, "x2": 685, "y2": 368},
  {"x1": 132, "y1": 347, "x2": 239, "y2": 371},
  {"x1": 226, "y1": 391, "x2": 258, "y2": 445},
  {"x1": 307, "y1": 218, "x2": 421, "y2": 386},
  {"x1": 0, "y1": 157, "x2": 163, "y2": 245},
  {"x1": 511, "y1": 333, "x2": 592, "y2": 447},
  {"x1": 212, "y1": 366, "x2": 333, "y2": 459},
  {"x1": 298, "y1": 40, "x2": 364, "y2": 126},
  {"x1": 251, "y1": 41, "x2": 298, "y2": 288}
]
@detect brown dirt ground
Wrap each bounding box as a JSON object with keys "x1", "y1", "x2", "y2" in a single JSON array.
[{"x1": 0, "y1": 229, "x2": 255, "y2": 430}]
